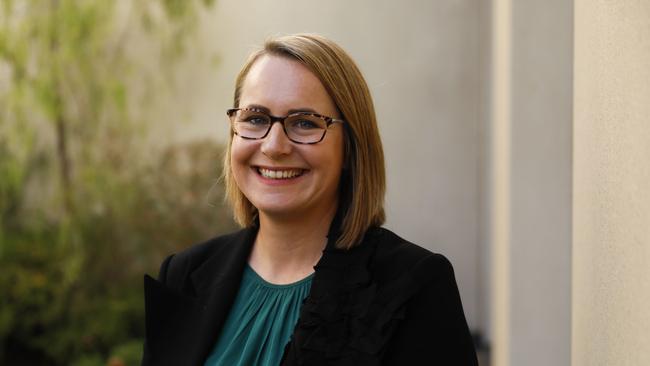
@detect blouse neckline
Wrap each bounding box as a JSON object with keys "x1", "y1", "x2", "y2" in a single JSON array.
[{"x1": 244, "y1": 264, "x2": 314, "y2": 289}]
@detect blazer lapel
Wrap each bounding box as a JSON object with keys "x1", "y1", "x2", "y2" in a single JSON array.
[
  {"x1": 144, "y1": 227, "x2": 257, "y2": 366},
  {"x1": 189, "y1": 227, "x2": 257, "y2": 363},
  {"x1": 144, "y1": 274, "x2": 206, "y2": 365}
]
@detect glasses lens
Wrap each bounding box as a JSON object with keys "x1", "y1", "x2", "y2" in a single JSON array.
[
  {"x1": 233, "y1": 109, "x2": 270, "y2": 138},
  {"x1": 285, "y1": 113, "x2": 327, "y2": 143}
]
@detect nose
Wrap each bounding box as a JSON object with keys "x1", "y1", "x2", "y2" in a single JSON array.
[{"x1": 260, "y1": 122, "x2": 292, "y2": 158}]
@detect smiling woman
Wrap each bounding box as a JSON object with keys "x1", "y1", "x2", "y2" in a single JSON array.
[
  {"x1": 229, "y1": 54, "x2": 345, "y2": 234},
  {"x1": 142, "y1": 34, "x2": 478, "y2": 366}
]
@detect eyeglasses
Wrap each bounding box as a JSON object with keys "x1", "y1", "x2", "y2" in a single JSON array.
[{"x1": 227, "y1": 107, "x2": 345, "y2": 144}]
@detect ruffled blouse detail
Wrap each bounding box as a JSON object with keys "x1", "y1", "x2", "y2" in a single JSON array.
[{"x1": 281, "y1": 229, "x2": 427, "y2": 366}]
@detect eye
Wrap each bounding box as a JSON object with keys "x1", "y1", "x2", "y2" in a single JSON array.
[
  {"x1": 240, "y1": 111, "x2": 270, "y2": 126},
  {"x1": 287, "y1": 114, "x2": 325, "y2": 130},
  {"x1": 246, "y1": 116, "x2": 269, "y2": 125},
  {"x1": 294, "y1": 119, "x2": 320, "y2": 129}
]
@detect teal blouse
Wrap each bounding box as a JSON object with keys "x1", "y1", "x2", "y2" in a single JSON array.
[{"x1": 203, "y1": 264, "x2": 314, "y2": 366}]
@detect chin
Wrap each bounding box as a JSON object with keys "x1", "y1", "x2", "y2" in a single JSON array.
[{"x1": 252, "y1": 200, "x2": 301, "y2": 217}]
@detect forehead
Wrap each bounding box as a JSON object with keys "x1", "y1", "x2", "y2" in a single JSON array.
[{"x1": 239, "y1": 55, "x2": 337, "y2": 116}]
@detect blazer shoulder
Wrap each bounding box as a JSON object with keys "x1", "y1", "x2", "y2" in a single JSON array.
[
  {"x1": 370, "y1": 227, "x2": 454, "y2": 284},
  {"x1": 370, "y1": 228, "x2": 478, "y2": 364},
  {"x1": 157, "y1": 228, "x2": 252, "y2": 290}
]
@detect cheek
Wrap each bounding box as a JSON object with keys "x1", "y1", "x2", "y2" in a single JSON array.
[
  {"x1": 316, "y1": 138, "x2": 345, "y2": 182},
  {"x1": 230, "y1": 140, "x2": 252, "y2": 180},
  {"x1": 231, "y1": 139, "x2": 251, "y2": 163},
  {"x1": 329, "y1": 132, "x2": 346, "y2": 172}
]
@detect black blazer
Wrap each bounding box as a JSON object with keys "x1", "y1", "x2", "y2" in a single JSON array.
[{"x1": 142, "y1": 225, "x2": 478, "y2": 366}]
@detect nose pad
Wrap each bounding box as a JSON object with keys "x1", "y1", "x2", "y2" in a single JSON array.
[{"x1": 260, "y1": 122, "x2": 292, "y2": 158}]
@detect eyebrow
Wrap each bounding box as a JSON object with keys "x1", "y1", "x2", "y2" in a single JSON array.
[{"x1": 244, "y1": 104, "x2": 318, "y2": 115}]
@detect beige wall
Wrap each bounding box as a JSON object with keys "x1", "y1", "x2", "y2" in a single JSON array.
[
  {"x1": 491, "y1": 0, "x2": 650, "y2": 364},
  {"x1": 572, "y1": 1, "x2": 650, "y2": 365}
]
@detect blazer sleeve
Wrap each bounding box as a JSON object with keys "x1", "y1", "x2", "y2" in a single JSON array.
[
  {"x1": 141, "y1": 253, "x2": 177, "y2": 366},
  {"x1": 383, "y1": 254, "x2": 478, "y2": 365}
]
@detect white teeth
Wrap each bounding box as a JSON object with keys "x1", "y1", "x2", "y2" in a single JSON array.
[{"x1": 258, "y1": 168, "x2": 303, "y2": 179}]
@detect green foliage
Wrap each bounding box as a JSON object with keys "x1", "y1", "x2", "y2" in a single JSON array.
[
  {"x1": 108, "y1": 340, "x2": 144, "y2": 366},
  {"x1": 0, "y1": 1, "x2": 229, "y2": 365},
  {"x1": 1, "y1": 140, "x2": 234, "y2": 365}
]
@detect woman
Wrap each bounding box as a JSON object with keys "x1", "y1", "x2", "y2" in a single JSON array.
[{"x1": 143, "y1": 34, "x2": 478, "y2": 366}]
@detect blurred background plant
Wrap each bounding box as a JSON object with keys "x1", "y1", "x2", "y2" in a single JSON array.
[{"x1": 0, "y1": 1, "x2": 235, "y2": 365}]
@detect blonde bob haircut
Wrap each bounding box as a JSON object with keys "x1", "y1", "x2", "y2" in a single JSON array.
[{"x1": 223, "y1": 33, "x2": 385, "y2": 249}]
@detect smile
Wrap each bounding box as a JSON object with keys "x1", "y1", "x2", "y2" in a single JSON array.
[{"x1": 257, "y1": 167, "x2": 305, "y2": 179}]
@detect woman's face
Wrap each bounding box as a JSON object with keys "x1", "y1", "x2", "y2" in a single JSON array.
[{"x1": 231, "y1": 55, "x2": 345, "y2": 221}]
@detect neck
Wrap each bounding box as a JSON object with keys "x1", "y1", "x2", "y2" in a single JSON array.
[{"x1": 249, "y1": 203, "x2": 338, "y2": 285}]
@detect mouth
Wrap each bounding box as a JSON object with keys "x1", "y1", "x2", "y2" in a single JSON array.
[{"x1": 256, "y1": 167, "x2": 306, "y2": 180}]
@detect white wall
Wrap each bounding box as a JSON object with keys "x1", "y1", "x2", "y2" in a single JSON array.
[
  {"x1": 490, "y1": 0, "x2": 573, "y2": 365},
  {"x1": 510, "y1": 0, "x2": 574, "y2": 364}
]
